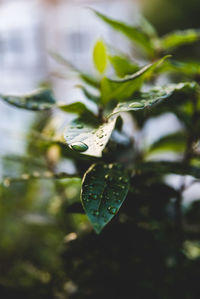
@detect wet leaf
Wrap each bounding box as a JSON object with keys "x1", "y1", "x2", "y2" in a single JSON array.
[
  {"x1": 81, "y1": 163, "x2": 130, "y2": 233},
  {"x1": 64, "y1": 117, "x2": 116, "y2": 157},
  {"x1": 0, "y1": 89, "x2": 56, "y2": 111},
  {"x1": 108, "y1": 82, "x2": 197, "y2": 117},
  {"x1": 101, "y1": 55, "x2": 169, "y2": 103},
  {"x1": 93, "y1": 39, "x2": 107, "y2": 74}
]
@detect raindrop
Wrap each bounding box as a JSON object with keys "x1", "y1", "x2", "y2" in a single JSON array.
[
  {"x1": 21, "y1": 173, "x2": 30, "y2": 180},
  {"x1": 93, "y1": 194, "x2": 98, "y2": 200},
  {"x1": 129, "y1": 102, "x2": 144, "y2": 109},
  {"x1": 70, "y1": 142, "x2": 88, "y2": 152},
  {"x1": 93, "y1": 210, "x2": 100, "y2": 216},
  {"x1": 77, "y1": 124, "x2": 83, "y2": 129},
  {"x1": 107, "y1": 206, "x2": 117, "y2": 215}
]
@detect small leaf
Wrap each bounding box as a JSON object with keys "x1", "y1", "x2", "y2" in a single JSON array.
[
  {"x1": 108, "y1": 82, "x2": 197, "y2": 117},
  {"x1": 109, "y1": 55, "x2": 139, "y2": 77},
  {"x1": 81, "y1": 163, "x2": 129, "y2": 233},
  {"x1": 161, "y1": 29, "x2": 200, "y2": 51},
  {"x1": 148, "y1": 131, "x2": 186, "y2": 154},
  {"x1": 93, "y1": 39, "x2": 107, "y2": 74},
  {"x1": 92, "y1": 9, "x2": 155, "y2": 56},
  {"x1": 76, "y1": 85, "x2": 100, "y2": 103},
  {"x1": 101, "y1": 55, "x2": 170, "y2": 104},
  {"x1": 64, "y1": 117, "x2": 116, "y2": 157},
  {"x1": 59, "y1": 101, "x2": 94, "y2": 116},
  {"x1": 49, "y1": 51, "x2": 100, "y2": 88},
  {"x1": 0, "y1": 89, "x2": 56, "y2": 111}
]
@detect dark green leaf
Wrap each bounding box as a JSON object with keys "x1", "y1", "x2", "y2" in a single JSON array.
[
  {"x1": 92, "y1": 9, "x2": 155, "y2": 56},
  {"x1": 109, "y1": 55, "x2": 139, "y2": 77},
  {"x1": 161, "y1": 29, "x2": 200, "y2": 51},
  {"x1": 101, "y1": 55, "x2": 169, "y2": 104},
  {"x1": 64, "y1": 117, "x2": 116, "y2": 157},
  {"x1": 59, "y1": 101, "x2": 94, "y2": 116},
  {"x1": 93, "y1": 39, "x2": 107, "y2": 73},
  {"x1": 108, "y1": 82, "x2": 197, "y2": 117},
  {"x1": 81, "y1": 163, "x2": 129, "y2": 233},
  {"x1": 0, "y1": 89, "x2": 56, "y2": 111},
  {"x1": 76, "y1": 85, "x2": 100, "y2": 103}
]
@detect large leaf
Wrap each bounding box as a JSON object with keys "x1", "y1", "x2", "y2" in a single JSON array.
[
  {"x1": 92, "y1": 9, "x2": 155, "y2": 56},
  {"x1": 81, "y1": 163, "x2": 130, "y2": 233},
  {"x1": 108, "y1": 82, "x2": 197, "y2": 117},
  {"x1": 109, "y1": 55, "x2": 139, "y2": 77},
  {"x1": 0, "y1": 89, "x2": 56, "y2": 111},
  {"x1": 64, "y1": 117, "x2": 116, "y2": 157},
  {"x1": 59, "y1": 101, "x2": 94, "y2": 116},
  {"x1": 101, "y1": 56, "x2": 169, "y2": 104},
  {"x1": 93, "y1": 39, "x2": 107, "y2": 74},
  {"x1": 161, "y1": 29, "x2": 200, "y2": 51}
]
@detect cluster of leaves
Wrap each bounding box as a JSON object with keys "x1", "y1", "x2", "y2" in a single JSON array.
[{"x1": 1, "y1": 9, "x2": 200, "y2": 236}]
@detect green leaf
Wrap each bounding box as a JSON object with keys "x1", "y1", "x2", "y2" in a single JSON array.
[
  {"x1": 101, "y1": 55, "x2": 170, "y2": 104},
  {"x1": 108, "y1": 82, "x2": 197, "y2": 117},
  {"x1": 0, "y1": 89, "x2": 56, "y2": 111},
  {"x1": 64, "y1": 117, "x2": 116, "y2": 157},
  {"x1": 81, "y1": 163, "x2": 130, "y2": 233},
  {"x1": 92, "y1": 9, "x2": 155, "y2": 56},
  {"x1": 109, "y1": 55, "x2": 139, "y2": 77},
  {"x1": 161, "y1": 29, "x2": 200, "y2": 51},
  {"x1": 59, "y1": 101, "x2": 94, "y2": 116},
  {"x1": 147, "y1": 131, "x2": 186, "y2": 154},
  {"x1": 76, "y1": 85, "x2": 100, "y2": 103},
  {"x1": 160, "y1": 59, "x2": 200, "y2": 76},
  {"x1": 93, "y1": 39, "x2": 107, "y2": 74},
  {"x1": 140, "y1": 16, "x2": 158, "y2": 39}
]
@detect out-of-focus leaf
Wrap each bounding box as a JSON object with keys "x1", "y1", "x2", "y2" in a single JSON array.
[
  {"x1": 109, "y1": 55, "x2": 139, "y2": 77},
  {"x1": 59, "y1": 101, "x2": 95, "y2": 116},
  {"x1": 76, "y1": 85, "x2": 100, "y2": 103},
  {"x1": 81, "y1": 163, "x2": 129, "y2": 233},
  {"x1": 92, "y1": 9, "x2": 155, "y2": 56},
  {"x1": 108, "y1": 82, "x2": 197, "y2": 117},
  {"x1": 148, "y1": 131, "x2": 186, "y2": 154},
  {"x1": 49, "y1": 51, "x2": 100, "y2": 88},
  {"x1": 160, "y1": 59, "x2": 200, "y2": 76},
  {"x1": 0, "y1": 89, "x2": 56, "y2": 111},
  {"x1": 93, "y1": 39, "x2": 107, "y2": 74},
  {"x1": 140, "y1": 16, "x2": 158, "y2": 39},
  {"x1": 139, "y1": 161, "x2": 200, "y2": 178},
  {"x1": 161, "y1": 29, "x2": 200, "y2": 51},
  {"x1": 64, "y1": 117, "x2": 116, "y2": 157},
  {"x1": 101, "y1": 55, "x2": 169, "y2": 104}
]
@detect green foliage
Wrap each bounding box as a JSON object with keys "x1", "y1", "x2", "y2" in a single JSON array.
[{"x1": 2, "y1": 12, "x2": 200, "y2": 297}]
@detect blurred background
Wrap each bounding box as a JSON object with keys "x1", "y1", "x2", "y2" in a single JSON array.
[{"x1": 1, "y1": 0, "x2": 200, "y2": 298}]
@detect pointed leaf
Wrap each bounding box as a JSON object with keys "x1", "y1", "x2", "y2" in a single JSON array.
[
  {"x1": 108, "y1": 82, "x2": 197, "y2": 117},
  {"x1": 0, "y1": 89, "x2": 56, "y2": 111},
  {"x1": 81, "y1": 163, "x2": 129, "y2": 233},
  {"x1": 109, "y1": 55, "x2": 139, "y2": 77},
  {"x1": 64, "y1": 117, "x2": 116, "y2": 157},
  {"x1": 59, "y1": 101, "x2": 94, "y2": 116},
  {"x1": 101, "y1": 56, "x2": 169, "y2": 104},
  {"x1": 93, "y1": 39, "x2": 107, "y2": 74},
  {"x1": 76, "y1": 85, "x2": 100, "y2": 103},
  {"x1": 161, "y1": 29, "x2": 200, "y2": 51},
  {"x1": 92, "y1": 9, "x2": 155, "y2": 56}
]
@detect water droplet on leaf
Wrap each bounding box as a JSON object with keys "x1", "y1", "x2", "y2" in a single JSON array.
[
  {"x1": 107, "y1": 206, "x2": 117, "y2": 215},
  {"x1": 129, "y1": 102, "x2": 144, "y2": 109},
  {"x1": 70, "y1": 142, "x2": 88, "y2": 152}
]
